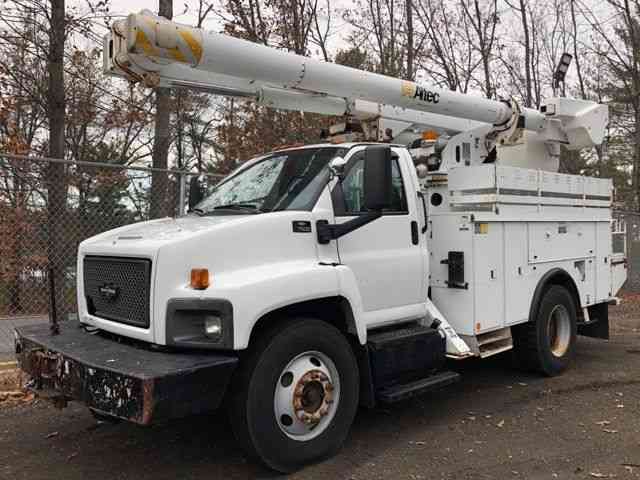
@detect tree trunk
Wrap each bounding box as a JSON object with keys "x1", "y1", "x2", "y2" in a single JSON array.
[
  {"x1": 149, "y1": 0, "x2": 173, "y2": 219},
  {"x1": 476, "y1": 0, "x2": 493, "y2": 98},
  {"x1": 518, "y1": 0, "x2": 533, "y2": 107},
  {"x1": 569, "y1": 0, "x2": 586, "y2": 99},
  {"x1": 634, "y1": 107, "x2": 640, "y2": 211},
  {"x1": 46, "y1": 0, "x2": 67, "y2": 322},
  {"x1": 406, "y1": 0, "x2": 414, "y2": 80}
]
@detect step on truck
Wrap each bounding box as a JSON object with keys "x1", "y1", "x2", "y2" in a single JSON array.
[{"x1": 15, "y1": 10, "x2": 627, "y2": 472}]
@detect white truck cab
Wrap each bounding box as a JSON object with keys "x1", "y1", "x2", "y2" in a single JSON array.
[{"x1": 76, "y1": 144, "x2": 433, "y2": 350}]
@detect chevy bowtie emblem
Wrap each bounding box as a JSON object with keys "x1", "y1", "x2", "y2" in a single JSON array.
[{"x1": 99, "y1": 284, "x2": 119, "y2": 301}]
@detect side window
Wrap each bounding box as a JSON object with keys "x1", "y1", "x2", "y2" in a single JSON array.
[{"x1": 341, "y1": 152, "x2": 408, "y2": 215}]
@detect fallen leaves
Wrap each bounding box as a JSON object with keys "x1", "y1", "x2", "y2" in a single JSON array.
[
  {"x1": 0, "y1": 369, "x2": 34, "y2": 407},
  {"x1": 0, "y1": 390, "x2": 34, "y2": 406},
  {"x1": 589, "y1": 473, "x2": 616, "y2": 478}
]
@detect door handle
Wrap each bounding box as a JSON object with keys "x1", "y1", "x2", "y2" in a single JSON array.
[
  {"x1": 417, "y1": 191, "x2": 428, "y2": 233},
  {"x1": 411, "y1": 221, "x2": 419, "y2": 245}
]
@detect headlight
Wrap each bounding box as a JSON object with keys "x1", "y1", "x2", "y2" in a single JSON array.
[
  {"x1": 165, "y1": 299, "x2": 234, "y2": 350},
  {"x1": 204, "y1": 315, "x2": 223, "y2": 339}
]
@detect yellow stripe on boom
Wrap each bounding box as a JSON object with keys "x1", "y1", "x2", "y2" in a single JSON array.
[
  {"x1": 179, "y1": 30, "x2": 203, "y2": 64},
  {"x1": 167, "y1": 46, "x2": 187, "y2": 63},
  {"x1": 135, "y1": 29, "x2": 156, "y2": 56}
]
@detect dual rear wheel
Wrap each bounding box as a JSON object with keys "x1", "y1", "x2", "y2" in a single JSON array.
[{"x1": 512, "y1": 285, "x2": 578, "y2": 376}]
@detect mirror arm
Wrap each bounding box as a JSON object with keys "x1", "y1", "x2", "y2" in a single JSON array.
[{"x1": 316, "y1": 211, "x2": 382, "y2": 244}]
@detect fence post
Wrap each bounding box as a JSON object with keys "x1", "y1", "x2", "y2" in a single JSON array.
[{"x1": 178, "y1": 172, "x2": 186, "y2": 217}]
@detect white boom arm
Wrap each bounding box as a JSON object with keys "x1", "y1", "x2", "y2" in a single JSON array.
[{"x1": 104, "y1": 10, "x2": 608, "y2": 151}]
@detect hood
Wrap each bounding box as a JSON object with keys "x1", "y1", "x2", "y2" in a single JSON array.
[{"x1": 82, "y1": 215, "x2": 249, "y2": 249}]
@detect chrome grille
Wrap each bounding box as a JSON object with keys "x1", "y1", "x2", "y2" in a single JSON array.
[{"x1": 83, "y1": 256, "x2": 151, "y2": 328}]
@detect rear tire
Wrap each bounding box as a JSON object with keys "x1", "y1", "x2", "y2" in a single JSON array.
[
  {"x1": 228, "y1": 318, "x2": 359, "y2": 473},
  {"x1": 512, "y1": 285, "x2": 577, "y2": 376}
]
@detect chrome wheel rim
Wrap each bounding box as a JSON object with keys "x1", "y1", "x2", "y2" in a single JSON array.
[
  {"x1": 548, "y1": 304, "x2": 571, "y2": 357},
  {"x1": 273, "y1": 351, "x2": 340, "y2": 441}
]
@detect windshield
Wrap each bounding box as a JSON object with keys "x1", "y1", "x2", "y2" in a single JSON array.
[{"x1": 193, "y1": 147, "x2": 345, "y2": 215}]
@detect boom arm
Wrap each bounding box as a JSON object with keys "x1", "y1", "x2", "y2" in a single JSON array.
[{"x1": 104, "y1": 10, "x2": 608, "y2": 151}]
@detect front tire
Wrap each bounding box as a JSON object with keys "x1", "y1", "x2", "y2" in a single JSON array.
[
  {"x1": 228, "y1": 318, "x2": 359, "y2": 473},
  {"x1": 512, "y1": 285, "x2": 577, "y2": 376}
]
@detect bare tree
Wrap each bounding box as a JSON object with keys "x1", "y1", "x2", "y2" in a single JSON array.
[
  {"x1": 460, "y1": 0, "x2": 499, "y2": 98},
  {"x1": 569, "y1": 0, "x2": 587, "y2": 98},
  {"x1": 345, "y1": 0, "x2": 407, "y2": 77},
  {"x1": 577, "y1": 0, "x2": 639, "y2": 206},
  {"x1": 516, "y1": 0, "x2": 533, "y2": 105},
  {"x1": 414, "y1": 0, "x2": 475, "y2": 91},
  {"x1": 310, "y1": 0, "x2": 332, "y2": 61},
  {"x1": 224, "y1": 0, "x2": 272, "y2": 44},
  {"x1": 149, "y1": 0, "x2": 173, "y2": 219}
]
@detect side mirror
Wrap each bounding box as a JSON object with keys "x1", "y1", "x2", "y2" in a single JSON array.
[
  {"x1": 329, "y1": 156, "x2": 348, "y2": 177},
  {"x1": 188, "y1": 176, "x2": 204, "y2": 210},
  {"x1": 363, "y1": 145, "x2": 393, "y2": 211},
  {"x1": 316, "y1": 146, "x2": 394, "y2": 244}
]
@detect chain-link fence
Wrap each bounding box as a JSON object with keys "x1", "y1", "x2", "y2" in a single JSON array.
[
  {"x1": 616, "y1": 211, "x2": 640, "y2": 293},
  {"x1": 0, "y1": 153, "x2": 221, "y2": 351},
  {"x1": 1, "y1": 153, "x2": 639, "y2": 355}
]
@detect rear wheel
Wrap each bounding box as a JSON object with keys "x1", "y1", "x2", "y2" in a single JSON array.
[
  {"x1": 512, "y1": 285, "x2": 577, "y2": 376},
  {"x1": 228, "y1": 318, "x2": 359, "y2": 473}
]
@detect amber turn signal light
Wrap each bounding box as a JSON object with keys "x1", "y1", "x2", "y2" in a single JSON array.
[{"x1": 190, "y1": 268, "x2": 210, "y2": 290}]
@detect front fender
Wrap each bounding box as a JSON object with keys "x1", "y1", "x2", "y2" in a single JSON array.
[{"x1": 159, "y1": 261, "x2": 347, "y2": 349}]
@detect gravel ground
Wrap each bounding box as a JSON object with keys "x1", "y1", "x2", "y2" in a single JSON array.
[{"x1": 1, "y1": 298, "x2": 640, "y2": 480}]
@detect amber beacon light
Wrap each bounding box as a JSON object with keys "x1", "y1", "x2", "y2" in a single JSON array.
[{"x1": 190, "y1": 268, "x2": 210, "y2": 289}]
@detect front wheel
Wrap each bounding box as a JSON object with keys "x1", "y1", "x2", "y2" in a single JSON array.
[
  {"x1": 228, "y1": 318, "x2": 359, "y2": 473},
  {"x1": 512, "y1": 285, "x2": 577, "y2": 376}
]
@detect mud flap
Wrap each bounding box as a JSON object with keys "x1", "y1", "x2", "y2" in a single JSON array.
[{"x1": 578, "y1": 302, "x2": 609, "y2": 340}]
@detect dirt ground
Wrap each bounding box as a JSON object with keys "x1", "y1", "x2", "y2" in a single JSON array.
[{"x1": 1, "y1": 297, "x2": 640, "y2": 480}]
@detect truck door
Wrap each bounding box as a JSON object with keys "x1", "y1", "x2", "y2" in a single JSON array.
[{"x1": 333, "y1": 147, "x2": 427, "y2": 326}]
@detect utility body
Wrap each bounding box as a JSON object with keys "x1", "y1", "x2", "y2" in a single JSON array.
[{"x1": 16, "y1": 11, "x2": 627, "y2": 472}]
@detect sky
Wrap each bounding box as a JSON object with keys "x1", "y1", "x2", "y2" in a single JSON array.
[
  {"x1": 101, "y1": 0, "x2": 353, "y2": 52},
  {"x1": 108, "y1": 0, "x2": 222, "y2": 30}
]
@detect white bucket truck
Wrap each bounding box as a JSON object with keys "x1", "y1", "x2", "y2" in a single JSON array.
[{"x1": 15, "y1": 11, "x2": 627, "y2": 472}]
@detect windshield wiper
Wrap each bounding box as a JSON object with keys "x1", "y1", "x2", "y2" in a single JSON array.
[
  {"x1": 211, "y1": 203, "x2": 263, "y2": 213},
  {"x1": 189, "y1": 208, "x2": 206, "y2": 216}
]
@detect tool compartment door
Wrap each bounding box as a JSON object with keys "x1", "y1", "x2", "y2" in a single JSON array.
[
  {"x1": 429, "y1": 214, "x2": 474, "y2": 336},
  {"x1": 472, "y1": 222, "x2": 504, "y2": 333},
  {"x1": 503, "y1": 222, "x2": 530, "y2": 325}
]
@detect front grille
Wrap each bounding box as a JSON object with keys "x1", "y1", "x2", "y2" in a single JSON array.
[{"x1": 83, "y1": 256, "x2": 151, "y2": 328}]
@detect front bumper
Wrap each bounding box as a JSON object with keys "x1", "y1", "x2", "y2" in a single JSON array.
[{"x1": 15, "y1": 322, "x2": 238, "y2": 425}]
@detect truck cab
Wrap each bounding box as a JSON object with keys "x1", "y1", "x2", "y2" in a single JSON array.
[{"x1": 77, "y1": 143, "x2": 429, "y2": 351}]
